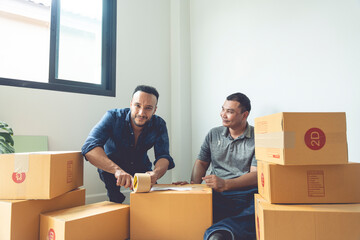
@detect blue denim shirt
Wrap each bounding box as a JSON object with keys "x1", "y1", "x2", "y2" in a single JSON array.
[{"x1": 81, "y1": 108, "x2": 174, "y2": 175}]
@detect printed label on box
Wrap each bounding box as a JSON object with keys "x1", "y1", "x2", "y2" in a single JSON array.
[
  {"x1": 255, "y1": 121, "x2": 268, "y2": 134},
  {"x1": 67, "y1": 160, "x2": 73, "y2": 183},
  {"x1": 307, "y1": 170, "x2": 325, "y2": 197},
  {"x1": 266, "y1": 148, "x2": 281, "y2": 159}
]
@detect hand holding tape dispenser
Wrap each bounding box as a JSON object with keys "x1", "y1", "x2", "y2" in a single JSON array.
[
  {"x1": 133, "y1": 173, "x2": 152, "y2": 193},
  {"x1": 132, "y1": 173, "x2": 193, "y2": 193}
]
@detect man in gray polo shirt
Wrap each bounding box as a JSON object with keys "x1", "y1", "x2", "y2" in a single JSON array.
[{"x1": 186, "y1": 92, "x2": 258, "y2": 240}]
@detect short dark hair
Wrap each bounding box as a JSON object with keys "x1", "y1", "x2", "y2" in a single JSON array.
[
  {"x1": 226, "y1": 92, "x2": 251, "y2": 113},
  {"x1": 133, "y1": 85, "x2": 159, "y2": 101}
]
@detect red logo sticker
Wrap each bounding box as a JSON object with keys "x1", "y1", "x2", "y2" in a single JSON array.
[
  {"x1": 12, "y1": 172, "x2": 26, "y2": 183},
  {"x1": 48, "y1": 228, "x2": 55, "y2": 240},
  {"x1": 261, "y1": 173, "x2": 264, "y2": 188},
  {"x1": 304, "y1": 128, "x2": 326, "y2": 150}
]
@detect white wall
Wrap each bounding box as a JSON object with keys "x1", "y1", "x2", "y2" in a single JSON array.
[
  {"x1": 170, "y1": 0, "x2": 193, "y2": 182},
  {"x1": 190, "y1": 0, "x2": 360, "y2": 163},
  {"x1": 0, "y1": 0, "x2": 173, "y2": 203}
]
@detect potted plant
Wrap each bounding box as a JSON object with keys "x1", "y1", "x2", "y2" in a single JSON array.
[{"x1": 0, "y1": 121, "x2": 15, "y2": 153}]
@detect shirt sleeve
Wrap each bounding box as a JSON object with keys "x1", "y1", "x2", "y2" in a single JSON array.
[
  {"x1": 153, "y1": 120, "x2": 175, "y2": 170},
  {"x1": 81, "y1": 111, "x2": 115, "y2": 158},
  {"x1": 251, "y1": 154, "x2": 257, "y2": 167},
  {"x1": 197, "y1": 131, "x2": 212, "y2": 162}
]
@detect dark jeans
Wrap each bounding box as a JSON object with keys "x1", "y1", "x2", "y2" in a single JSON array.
[
  {"x1": 204, "y1": 187, "x2": 258, "y2": 240},
  {"x1": 98, "y1": 168, "x2": 126, "y2": 203}
]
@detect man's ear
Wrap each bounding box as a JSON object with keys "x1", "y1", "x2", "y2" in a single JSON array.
[
  {"x1": 153, "y1": 106, "x2": 158, "y2": 115},
  {"x1": 243, "y1": 111, "x2": 249, "y2": 119}
]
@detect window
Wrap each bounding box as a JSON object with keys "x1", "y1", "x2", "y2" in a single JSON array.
[{"x1": 0, "y1": 0, "x2": 116, "y2": 96}]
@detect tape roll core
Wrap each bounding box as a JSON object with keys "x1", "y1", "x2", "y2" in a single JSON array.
[{"x1": 133, "y1": 173, "x2": 151, "y2": 193}]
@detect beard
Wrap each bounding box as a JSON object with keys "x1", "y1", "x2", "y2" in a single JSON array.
[{"x1": 132, "y1": 115, "x2": 149, "y2": 127}]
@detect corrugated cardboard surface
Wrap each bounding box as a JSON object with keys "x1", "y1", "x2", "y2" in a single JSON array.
[
  {"x1": 0, "y1": 151, "x2": 83, "y2": 199},
  {"x1": 40, "y1": 201, "x2": 129, "y2": 240},
  {"x1": 130, "y1": 184, "x2": 212, "y2": 240},
  {"x1": 257, "y1": 161, "x2": 360, "y2": 203},
  {"x1": 255, "y1": 194, "x2": 360, "y2": 240},
  {"x1": 255, "y1": 112, "x2": 348, "y2": 165},
  {"x1": 0, "y1": 188, "x2": 85, "y2": 240}
]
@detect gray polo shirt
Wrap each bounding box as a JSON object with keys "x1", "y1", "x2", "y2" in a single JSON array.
[{"x1": 197, "y1": 123, "x2": 256, "y2": 179}]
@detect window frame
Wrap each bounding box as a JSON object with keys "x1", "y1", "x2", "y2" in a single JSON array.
[{"x1": 0, "y1": 0, "x2": 117, "y2": 97}]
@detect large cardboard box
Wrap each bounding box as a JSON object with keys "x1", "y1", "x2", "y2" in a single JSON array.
[
  {"x1": 257, "y1": 160, "x2": 360, "y2": 203},
  {"x1": 255, "y1": 194, "x2": 360, "y2": 240},
  {"x1": 254, "y1": 112, "x2": 348, "y2": 165},
  {"x1": 40, "y1": 201, "x2": 129, "y2": 240},
  {"x1": 0, "y1": 151, "x2": 83, "y2": 199},
  {"x1": 0, "y1": 188, "x2": 85, "y2": 240},
  {"x1": 130, "y1": 184, "x2": 212, "y2": 240}
]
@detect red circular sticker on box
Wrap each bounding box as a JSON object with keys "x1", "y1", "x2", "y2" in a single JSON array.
[
  {"x1": 48, "y1": 228, "x2": 55, "y2": 240},
  {"x1": 12, "y1": 172, "x2": 26, "y2": 183},
  {"x1": 261, "y1": 173, "x2": 264, "y2": 187},
  {"x1": 304, "y1": 128, "x2": 326, "y2": 150}
]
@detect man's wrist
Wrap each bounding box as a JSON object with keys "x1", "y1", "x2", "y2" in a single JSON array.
[{"x1": 223, "y1": 179, "x2": 229, "y2": 192}]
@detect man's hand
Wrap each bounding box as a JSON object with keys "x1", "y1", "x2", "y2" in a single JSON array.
[
  {"x1": 146, "y1": 171, "x2": 159, "y2": 186},
  {"x1": 114, "y1": 170, "x2": 133, "y2": 190},
  {"x1": 172, "y1": 181, "x2": 194, "y2": 185},
  {"x1": 202, "y1": 175, "x2": 227, "y2": 192}
]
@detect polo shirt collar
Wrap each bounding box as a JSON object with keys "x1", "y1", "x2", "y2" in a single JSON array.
[{"x1": 222, "y1": 122, "x2": 251, "y2": 139}]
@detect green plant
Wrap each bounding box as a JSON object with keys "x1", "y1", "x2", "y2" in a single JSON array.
[{"x1": 0, "y1": 121, "x2": 15, "y2": 153}]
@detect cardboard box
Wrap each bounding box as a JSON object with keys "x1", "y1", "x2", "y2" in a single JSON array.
[
  {"x1": 40, "y1": 201, "x2": 129, "y2": 240},
  {"x1": 255, "y1": 112, "x2": 348, "y2": 165},
  {"x1": 0, "y1": 188, "x2": 85, "y2": 240},
  {"x1": 130, "y1": 184, "x2": 212, "y2": 240},
  {"x1": 255, "y1": 194, "x2": 360, "y2": 240},
  {"x1": 0, "y1": 151, "x2": 83, "y2": 199},
  {"x1": 257, "y1": 160, "x2": 360, "y2": 203}
]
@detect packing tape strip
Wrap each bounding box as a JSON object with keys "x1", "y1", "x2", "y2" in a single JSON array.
[
  {"x1": 255, "y1": 132, "x2": 294, "y2": 148},
  {"x1": 133, "y1": 173, "x2": 151, "y2": 193},
  {"x1": 14, "y1": 153, "x2": 29, "y2": 173},
  {"x1": 255, "y1": 131, "x2": 346, "y2": 149}
]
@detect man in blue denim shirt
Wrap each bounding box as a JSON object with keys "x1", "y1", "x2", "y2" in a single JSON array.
[{"x1": 82, "y1": 85, "x2": 174, "y2": 203}]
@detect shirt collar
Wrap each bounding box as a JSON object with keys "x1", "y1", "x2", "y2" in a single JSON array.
[{"x1": 222, "y1": 122, "x2": 251, "y2": 139}]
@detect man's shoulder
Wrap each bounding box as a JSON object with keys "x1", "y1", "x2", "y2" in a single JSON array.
[
  {"x1": 207, "y1": 126, "x2": 226, "y2": 137},
  {"x1": 209, "y1": 126, "x2": 226, "y2": 132},
  {"x1": 106, "y1": 108, "x2": 129, "y2": 116},
  {"x1": 245, "y1": 124, "x2": 254, "y2": 138},
  {"x1": 104, "y1": 108, "x2": 130, "y2": 123},
  {"x1": 151, "y1": 114, "x2": 167, "y2": 126}
]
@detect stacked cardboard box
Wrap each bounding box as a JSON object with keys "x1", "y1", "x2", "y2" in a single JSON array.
[
  {"x1": 130, "y1": 184, "x2": 213, "y2": 240},
  {"x1": 254, "y1": 112, "x2": 360, "y2": 240},
  {"x1": 40, "y1": 201, "x2": 130, "y2": 240},
  {"x1": 0, "y1": 151, "x2": 85, "y2": 240}
]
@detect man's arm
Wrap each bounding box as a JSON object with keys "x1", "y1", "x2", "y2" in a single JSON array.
[
  {"x1": 147, "y1": 158, "x2": 169, "y2": 185},
  {"x1": 191, "y1": 159, "x2": 210, "y2": 184},
  {"x1": 85, "y1": 147, "x2": 133, "y2": 189},
  {"x1": 202, "y1": 166, "x2": 257, "y2": 192}
]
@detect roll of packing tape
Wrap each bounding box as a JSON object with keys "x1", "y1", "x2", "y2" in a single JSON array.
[{"x1": 133, "y1": 173, "x2": 151, "y2": 193}]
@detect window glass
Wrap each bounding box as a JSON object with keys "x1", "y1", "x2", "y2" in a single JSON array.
[
  {"x1": 0, "y1": 0, "x2": 116, "y2": 97},
  {"x1": 0, "y1": 0, "x2": 51, "y2": 82},
  {"x1": 58, "y1": 0, "x2": 102, "y2": 84}
]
